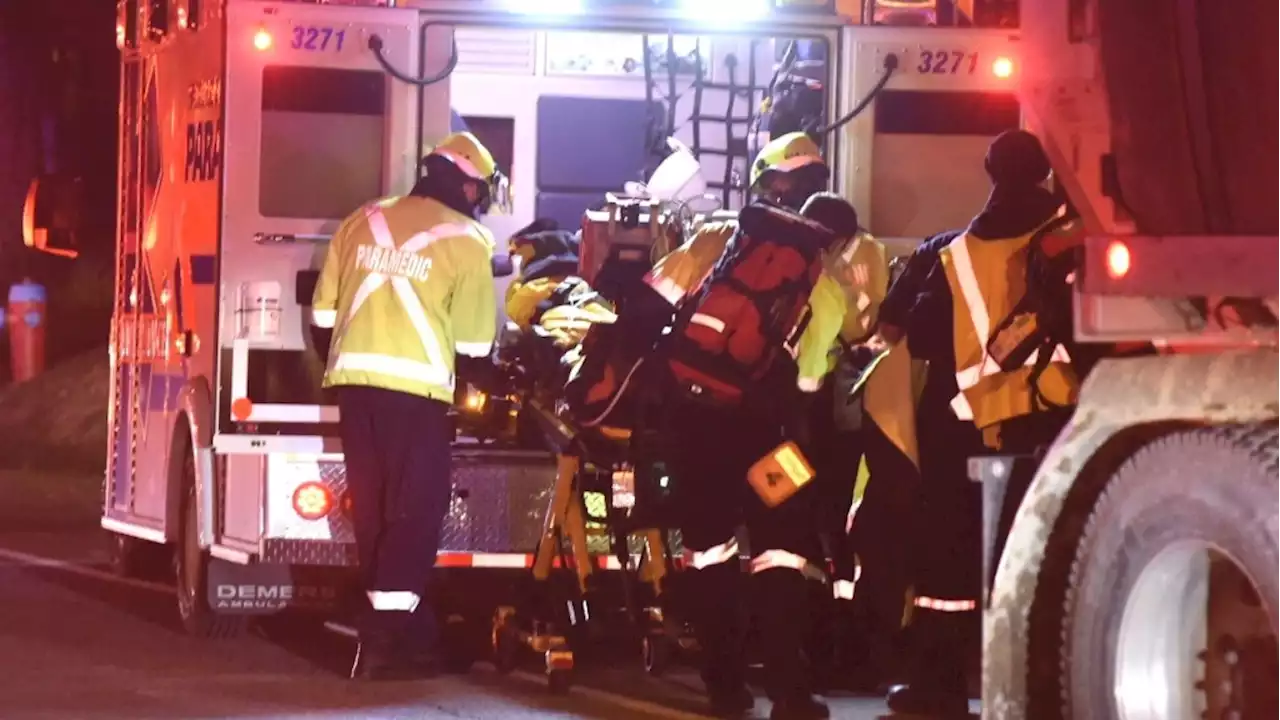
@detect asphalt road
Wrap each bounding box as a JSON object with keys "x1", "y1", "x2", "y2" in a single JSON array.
[{"x1": 0, "y1": 525, "x2": 931, "y2": 720}]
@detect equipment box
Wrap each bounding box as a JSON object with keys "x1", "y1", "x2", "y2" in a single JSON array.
[{"x1": 440, "y1": 447, "x2": 558, "y2": 555}]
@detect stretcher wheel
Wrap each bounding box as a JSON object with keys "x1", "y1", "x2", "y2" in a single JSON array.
[
  {"x1": 545, "y1": 645, "x2": 574, "y2": 693},
  {"x1": 547, "y1": 668, "x2": 572, "y2": 694},
  {"x1": 491, "y1": 608, "x2": 518, "y2": 675},
  {"x1": 642, "y1": 634, "x2": 669, "y2": 677}
]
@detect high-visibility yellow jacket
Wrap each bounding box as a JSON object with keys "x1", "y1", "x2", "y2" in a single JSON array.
[
  {"x1": 794, "y1": 231, "x2": 890, "y2": 391},
  {"x1": 938, "y1": 216, "x2": 1079, "y2": 429},
  {"x1": 311, "y1": 195, "x2": 497, "y2": 404}
]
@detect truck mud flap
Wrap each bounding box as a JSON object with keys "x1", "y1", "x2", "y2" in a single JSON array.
[{"x1": 206, "y1": 559, "x2": 354, "y2": 615}]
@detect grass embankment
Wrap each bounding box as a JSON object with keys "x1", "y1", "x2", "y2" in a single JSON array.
[{"x1": 0, "y1": 347, "x2": 110, "y2": 526}]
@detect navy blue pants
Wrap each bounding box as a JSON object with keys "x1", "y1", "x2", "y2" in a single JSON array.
[
  {"x1": 337, "y1": 385, "x2": 453, "y2": 648},
  {"x1": 662, "y1": 399, "x2": 825, "y2": 705}
]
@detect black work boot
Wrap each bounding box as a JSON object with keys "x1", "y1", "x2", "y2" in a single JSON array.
[
  {"x1": 351, "y1": 615, "x2": 438, "y2": 681},
  {"x1": 886, "y1": 608, "x2": 973, "y2": 717},
  {"x1": 770, "y1": 695, "x2": 830, "y2": 720},
  {"x1": 885, "y1": 683, "x2": 969, "y2": 717}
]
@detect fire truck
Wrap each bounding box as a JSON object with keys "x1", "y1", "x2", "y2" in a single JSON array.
[{"x1": 17, "y1": 0, "x2": 1026, "y2": 639}]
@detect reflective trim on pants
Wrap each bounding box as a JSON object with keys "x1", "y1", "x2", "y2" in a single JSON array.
[
  {"x1": 832, "y1": 563, "x2": 863, "y2": 600},
  {"x1": 367, "y1": 590, "x2": 421, "y2": 612},
  {"x1": 833, "y1": 579, "x2": 855, "y2": 600},
  {"x1": 685, "y1": 537, "x2": 740, "y2": 570},
  {"x1": 913, "y1": 595, "x2": 977, "y2": 612},
  {"x1": 750, "y1": 549, "x2": 827, "y2": 584}
]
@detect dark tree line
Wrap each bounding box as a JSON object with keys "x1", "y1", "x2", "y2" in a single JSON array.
[{"x1": 0, "y1": 1, "x2": 119, "y2": 369}]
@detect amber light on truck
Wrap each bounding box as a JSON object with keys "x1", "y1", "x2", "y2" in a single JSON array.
[
  {"x1": 253, "y1": 28, "x2": 274, "y2": 51},
  {"x1": 292, "y1": 482, "x2": 334, "y2": 521},
  {"x1": 1106, "y1": 240, "x2": 1132, "y2": 279},
  {"x1": 992, "y1": 56, "x2": 1015, "y2": 79}
]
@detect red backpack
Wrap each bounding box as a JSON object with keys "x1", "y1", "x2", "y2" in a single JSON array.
[{"x1": 666, "y1": 203, "x2": 836, "y2": 407}]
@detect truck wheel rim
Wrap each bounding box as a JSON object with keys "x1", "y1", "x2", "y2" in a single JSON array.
[{"x1": 1113, "y1": 541, "x2": 1266, "y2": 720}]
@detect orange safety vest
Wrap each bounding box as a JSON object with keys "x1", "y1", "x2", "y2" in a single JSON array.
[{"x1": 938, "y1": 217, "x2": 1079, "y2": 430}]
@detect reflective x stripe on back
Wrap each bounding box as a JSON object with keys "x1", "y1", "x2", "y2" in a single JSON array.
[
  {"x1": 333, "y1": 206, "x2": 471, "y2": 388},
  {"x1": 946, "y1": 232, "x2": 1071, "y2": 420}
]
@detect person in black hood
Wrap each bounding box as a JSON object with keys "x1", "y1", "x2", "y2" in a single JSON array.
[{"x1": 886, "y1": 130, "x2": 1080, "y2": 717}]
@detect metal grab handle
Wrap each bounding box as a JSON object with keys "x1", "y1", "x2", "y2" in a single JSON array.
[{"x1": 253, "y1": 232, "x2": 332, "y2": 245}]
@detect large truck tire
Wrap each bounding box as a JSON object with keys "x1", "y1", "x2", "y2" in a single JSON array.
[
  {"x1": 1054, "y1": 425, "x2": 1278, "y2": 719},
  {"x1": 173, "y1": 428, "x2": 247, "y2": 639}
]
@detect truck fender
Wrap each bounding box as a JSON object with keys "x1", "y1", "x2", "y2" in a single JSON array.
[
  {"x1": 168, "y1": 376, "x2": 214, "y2": 547},
  {"x1": 983, "y1": 349, "x2": 1279, "y2": 719}
]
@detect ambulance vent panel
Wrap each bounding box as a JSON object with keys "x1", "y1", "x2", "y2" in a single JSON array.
[{"x1": 453, "y1": 28, "x2": 537, "y2": 76}]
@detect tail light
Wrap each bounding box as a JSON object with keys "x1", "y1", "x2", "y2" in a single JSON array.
[
  {"x1": 992, "y1": 56, "x2": 1015, "y2": 79},
  {"x1": 292, "y1": 481, "x2": 334, "y2": 520},
  {"x1": 1105, "y1": 240, "x2": 1132, "y2": 279}
]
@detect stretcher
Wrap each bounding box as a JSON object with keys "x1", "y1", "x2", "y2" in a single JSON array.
[
  {"x1": 461, "y1": 197, "x2": 703, "y2": 692},
  {"x1": 473, "y1": 301, "x2": 701, "y2": 681}
]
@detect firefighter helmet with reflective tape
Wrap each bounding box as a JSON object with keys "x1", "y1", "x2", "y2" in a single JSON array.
[
  {"x1": 427, "y1": 132, "x2": 512, "y2": 214},
  {"x1": 749, "y1": 131, "x2": 827, "y2": 190}
]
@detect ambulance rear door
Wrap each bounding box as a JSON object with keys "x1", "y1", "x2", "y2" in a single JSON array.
[
  {"x1": 835, "y1": 27, "x2": 1021, "y2": 255},
  {"x1": 216, "y1": 1, "x2": 454, "y2": 548},
  {"x1": 218, "y1": 0, "x2": 454, "y2": 423}
]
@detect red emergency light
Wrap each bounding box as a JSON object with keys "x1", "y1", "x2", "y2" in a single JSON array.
[
  {"x1": 1082, "y1": 235, "x2": 1278, "y2": 298},
  {"x1": 293, "y1": 481, "x2": 335, "y2": 521},
  {"x1": 1105, "y1": 240, "x2": 1131, "y2": 279}
]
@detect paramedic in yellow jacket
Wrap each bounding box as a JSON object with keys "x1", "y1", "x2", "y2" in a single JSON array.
[
  {"x1": 642, "y1": 133, "x2": 845, "y2": 720},
  {"x1": 309, "y1": 132, "x2": 509, "y2": 681}
]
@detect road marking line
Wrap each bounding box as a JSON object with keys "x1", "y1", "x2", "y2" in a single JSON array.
[
  {"x1": 0, "y1": 546, "x2": 172, "y2": 594},
  {"x1": 322, "y1": 622, "x2": 714, "y2": 720},
  {"x1": 3, "y1": 548, "x2": 716, "y2": 720}
]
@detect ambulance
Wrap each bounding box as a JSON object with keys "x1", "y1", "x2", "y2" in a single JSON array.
[{"x1": 23, "y1": 0, "x2": 1022, "y2": 638}]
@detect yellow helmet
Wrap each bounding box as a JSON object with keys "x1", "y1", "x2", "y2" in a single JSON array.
[
  {"x1": 427, "y1": 132, "x2": 512, "y2": 214},
  {"x1": 749, "y1": 132, "x2": 827, "y2": 190}
]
